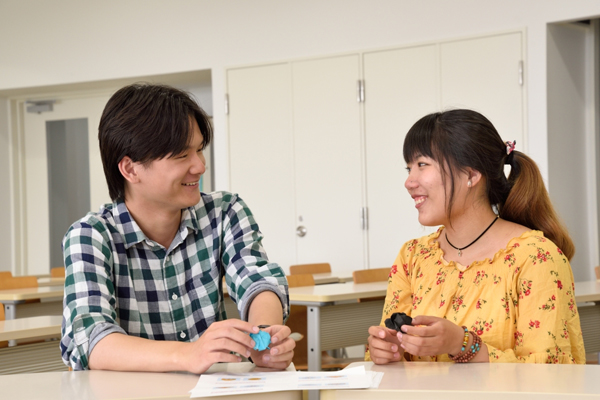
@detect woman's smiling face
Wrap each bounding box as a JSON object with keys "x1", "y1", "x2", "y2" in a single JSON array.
[{"x1": 405, "y1": 156, "x2": 447, "y2": 227}]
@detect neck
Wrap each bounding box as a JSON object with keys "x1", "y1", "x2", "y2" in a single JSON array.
[
  {"x1": 443, "y1": 204, "x2": 497, "y2": 248},
  {"x1": 124, "y1": 197, "x2": 181, "y2": 249}
]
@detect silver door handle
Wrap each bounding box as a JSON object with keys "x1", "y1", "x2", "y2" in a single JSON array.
[{"x1": 296, "y1": 226, "x2": 307, "y2": 237}]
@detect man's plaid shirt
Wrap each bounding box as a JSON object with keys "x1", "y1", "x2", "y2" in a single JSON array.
[{"x1": 60, "y1": 191, "x2": 289, "y2": 370}]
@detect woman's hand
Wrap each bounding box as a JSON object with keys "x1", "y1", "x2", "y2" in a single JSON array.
[
  {"x1": 398, "y1": 315, "x2": 465, "y2": 357},
  {"x1": 367, "y1": 325, "x2": 404, "y2": 364},
  {"x1": 249, "y1": 325, "x2": 295, "y2": 370}
]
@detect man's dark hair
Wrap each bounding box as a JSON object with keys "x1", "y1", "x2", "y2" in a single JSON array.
[{"x1": 98, "y1": 83, "x2": 213, "y2": 201}]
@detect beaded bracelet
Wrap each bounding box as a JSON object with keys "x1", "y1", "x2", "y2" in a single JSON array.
[
  {"x1": 448, "y1": 326, "x2": 469, "y2": 359},
  {"x1": 452, "y1": 332, "x2": 482, "y2": 363}
]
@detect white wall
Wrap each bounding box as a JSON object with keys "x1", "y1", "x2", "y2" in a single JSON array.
[
  {"x1": 0, "y1": 98, "x2": 10, "y2": 272},
  {"x1": 1, "y1": 0, "x2": 600, "y2": 275},
  {"x1": 547, "y1": 23, "x2": 597, "y2": 282}
]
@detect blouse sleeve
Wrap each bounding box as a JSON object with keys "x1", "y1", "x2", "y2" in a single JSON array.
[
  {"x1": 487, "y1": 238, "x2": 585, "y2": 364},
  {"x1": 379, "y1": 240, "x2": 418, "y2": 326}
]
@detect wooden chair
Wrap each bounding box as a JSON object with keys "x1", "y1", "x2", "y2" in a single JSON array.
[
  {"x1": 0, "y1": 271, "x2": 13, "y2": 280},
  {"x1": 289, "y1": 263, "x2": 331, "y2": 275},
  {"x1": 352, "y1": 267, "x2": 390, "y2": 302},
  {"x1": 352, "y1": 267, "x2": 390, "y2": 284},
  {"x1": 0, "y1": 276, "x2": 40, "y2": 348},
  {"x1": 51, "y1": 267, "x2": 65, "y2": 278},
  {"x1": 286, "y1": 273, "x2": 361, "y2": 370}
]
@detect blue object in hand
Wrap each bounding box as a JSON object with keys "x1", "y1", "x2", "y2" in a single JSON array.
[{"x1": 249, "y1": 330, "x2": 271, "y2": 351}]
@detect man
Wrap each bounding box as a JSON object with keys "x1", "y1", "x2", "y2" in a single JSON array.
[{"x1": 61, "y1": 83, "x2": 294, "y2": 372}]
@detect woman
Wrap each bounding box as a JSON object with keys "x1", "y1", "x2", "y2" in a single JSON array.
[{"x1": 367, "y1": 109, "x2": 585, "y2": 364}]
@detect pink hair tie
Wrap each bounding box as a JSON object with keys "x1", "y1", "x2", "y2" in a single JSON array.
[{"x1": 505, "y1": 140, "x2": 516, "y2": 155}]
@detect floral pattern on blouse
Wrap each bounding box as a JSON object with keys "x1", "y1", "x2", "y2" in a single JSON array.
[{"x1": 377, "y1": 229, "x2": 585, "y2": 364}]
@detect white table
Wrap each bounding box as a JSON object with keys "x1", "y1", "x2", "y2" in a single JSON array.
[
  {"x1": 321, "y1": 361, "x2": 600, "y2": 399},
  {"x1": 0, "y1": 286, "x2": 63, "y2": 320},
  {"x1": 0, "y1": 315, "x2": 64, "y2": 373},
  {"x1": 288, "y1": 281, "x2": 387, "y2": 374},
  {"x1": 0, "y1": 362, "x2": 301, "y2": 400},
  {"x1": 312, "y1": 272, "x2": 354, "y2": 285},
  {"x1": 37, "y1": 277, "x2": 65, "y2": 287},
  {"x1": 574, "y1": 280, "x2": 600, "y2": 353}
]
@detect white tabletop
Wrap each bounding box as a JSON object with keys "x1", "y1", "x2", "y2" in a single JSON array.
[
  {"x1": 0, "y1": 286, "x2": 64, "y2": 302},
  {"x1": 321, "y1": 361, "x2": 600, "y2": 399},
  {"x1": 0, "y1": 362, "x2": 301, "y2": 400},
  {"x1": 37, "y1": 277, "x2": 65, "y2": 287},
  {"x1": 288, "y1": 281, "x2": 387, "y2": 304},
  {"x1": 574, "y1": 280, "x2": 600, "y2": 303},
  {"x1": 0, "y1": 315, "x2": 62, "y2": 341}
]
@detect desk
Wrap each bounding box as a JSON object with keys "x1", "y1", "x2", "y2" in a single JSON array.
[
  {"x1": 0, "y1": 362, "x2": 301, "y2": 400},
  {"x1": 574, "y1": 280, "x2": 600, "y2": 354},
  {"x1": 289, "y1": 281, "x2": 387, "y2": 375},
  {"x1": 0, "y1": 315, "x2": 64, "y2": 373},
  {"x1": 291, "y1": 280, "x2": 600, "y2": 376},
  {"x1": 0, "y1": 315, "x2": 62, "y2": 342},
  {"x1": 312, "y1": 272, "x2": 354, "y2": 285},
  {"x1": 322, "y1": 361, "x2": 600, "y2": 399},
  {"x1": 37, "y1": 277, "x2": 65, "y2": 287},
  {"x1": 0, "y1": 286, "x2": 63, "y2": 320}
]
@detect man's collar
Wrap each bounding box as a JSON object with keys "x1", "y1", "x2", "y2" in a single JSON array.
[{"x1": 113, "y1": 200, "x2": 200, "y2": 249}]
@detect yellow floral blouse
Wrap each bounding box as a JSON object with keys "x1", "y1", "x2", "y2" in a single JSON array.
[{"x1": 378, "y1": 228, "x2": 585, "y2": 364}]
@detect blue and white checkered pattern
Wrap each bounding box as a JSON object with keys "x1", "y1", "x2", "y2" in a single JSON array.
[{"x1": 60, "y1": 191, "x2": 289, "y2": 370}]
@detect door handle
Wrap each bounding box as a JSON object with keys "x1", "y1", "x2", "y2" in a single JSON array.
[{"x1": 296, "y1": 226, "x2": 307, "y2": 237}]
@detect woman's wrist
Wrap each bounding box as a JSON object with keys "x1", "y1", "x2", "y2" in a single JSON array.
[{"x1": 449, "y1": 325, "x2": 470, "y2": 356}]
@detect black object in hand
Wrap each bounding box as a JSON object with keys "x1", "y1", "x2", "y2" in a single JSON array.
[{"x1": 384, "y1": 312, "x2": 413, "y2": 331}]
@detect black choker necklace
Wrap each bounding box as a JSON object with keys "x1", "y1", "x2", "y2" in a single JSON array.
[{"x1": 445, "y1": 216, "x2": 499, "y2": 257}]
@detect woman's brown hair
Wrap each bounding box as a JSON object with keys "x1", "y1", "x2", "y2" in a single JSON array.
[{"x1": 403, "y1": 109, "x2": 575, "y2": 260}]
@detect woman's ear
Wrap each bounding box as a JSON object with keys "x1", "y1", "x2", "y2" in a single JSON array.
[
  {"x1": 467, "y1": 169, "x2": 483, "y2": 188},
  {"x1": 118, "y1": 156, "x2": 140, "y2": 184}
]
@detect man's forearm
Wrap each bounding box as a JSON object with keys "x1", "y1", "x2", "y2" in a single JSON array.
[
  {"x1": 88, "y1": 332, "x2": 189, "y2": 371},
  {"x1": 247, "y1": 291, "x2": 284, "y2": 326}
]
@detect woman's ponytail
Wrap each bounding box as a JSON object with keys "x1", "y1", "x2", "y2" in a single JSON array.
[{"x1": 499, "y1": 151, "x2": 575, "y2": 260}]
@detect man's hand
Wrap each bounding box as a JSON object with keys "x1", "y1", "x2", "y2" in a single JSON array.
[
  {"x1": 181, "y1": 319, "x2": 259, "y2": 374},
  {"x1": 249, "y1": 325, "x2": 295, "y2": 370},
  {"x1": 367, "y1": 325, "x2": 404, "y2": 364}
]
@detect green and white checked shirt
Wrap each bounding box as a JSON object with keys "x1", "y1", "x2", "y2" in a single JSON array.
[{"x1": 60, "y1": 191, "x2": 289, "y2": 370}]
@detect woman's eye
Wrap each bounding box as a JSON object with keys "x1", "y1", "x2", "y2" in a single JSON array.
[
  {"x1": 418, "y1": 162, "x2": 427, "y2": 167},
  {"x1": 405, "y1": 167, "x2": 411, "y2": 173}
]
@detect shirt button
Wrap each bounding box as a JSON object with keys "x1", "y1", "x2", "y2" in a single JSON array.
[
  {"x1": 172, "y1": 293, "x2": 178, "y2": 300},
  {"x1": 165, "y1": 255, "x2": 170, "y2": 262},
  {"x1": 180, "y1": 332, "x2": 186, "y2": 339}
]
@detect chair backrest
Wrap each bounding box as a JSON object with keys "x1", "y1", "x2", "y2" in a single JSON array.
[
  {"x1": 286, "y1": 274, "x2": 316, "y2": 288},
  {"x1": 352, "y1": 267, "x2": 390, "y2": 284},
  {"x1": 289, "y1": 263, "x2": 331, "y2": 275},
  {"x1": 51, "y1": 267, "x2": 65, "y2": 278},
  {"x1": 0, "y1": 276, "x2": 39, "y2": 291},
  {"x1": 0, "y1": 271, "x2": 13, "y2": 280}
]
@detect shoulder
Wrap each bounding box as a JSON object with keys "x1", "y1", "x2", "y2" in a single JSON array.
[
  {"x1": 63, "y1": 203, "x2": 117, "y2": 245},
  {"x1": 401, "y1": 229, "x2": 441, "y2": 253},
  {"x1": 510, "y1": 230, "x2": 570, "y2": 269}
]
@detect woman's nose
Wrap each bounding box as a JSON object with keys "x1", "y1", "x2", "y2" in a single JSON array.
[{"x1": 405, "y1": 173, "x2": 417, "y2": 190}]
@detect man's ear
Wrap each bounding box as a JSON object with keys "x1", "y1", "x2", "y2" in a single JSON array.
[{"x1": 118, "y1": 156, "x2": 140, "y2": 184}]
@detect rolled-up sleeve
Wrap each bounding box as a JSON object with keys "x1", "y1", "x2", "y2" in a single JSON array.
[
  {"x1": 219, "y1": 194, "x2": 289, "y2": 322},
  {"x1": 61, "y1": 219, "x2": 125, "y2": 370}
]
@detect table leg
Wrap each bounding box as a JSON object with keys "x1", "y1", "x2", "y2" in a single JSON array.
[
  {"x1": 307, "y1": 305, "x2": 321, "y2": 400},
  {"x1": 5, "y1": 303, "x2": 17, "y2": 346},
  {"x1": 5, "y1": 304, "x2": 16, "y2": 320}
]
